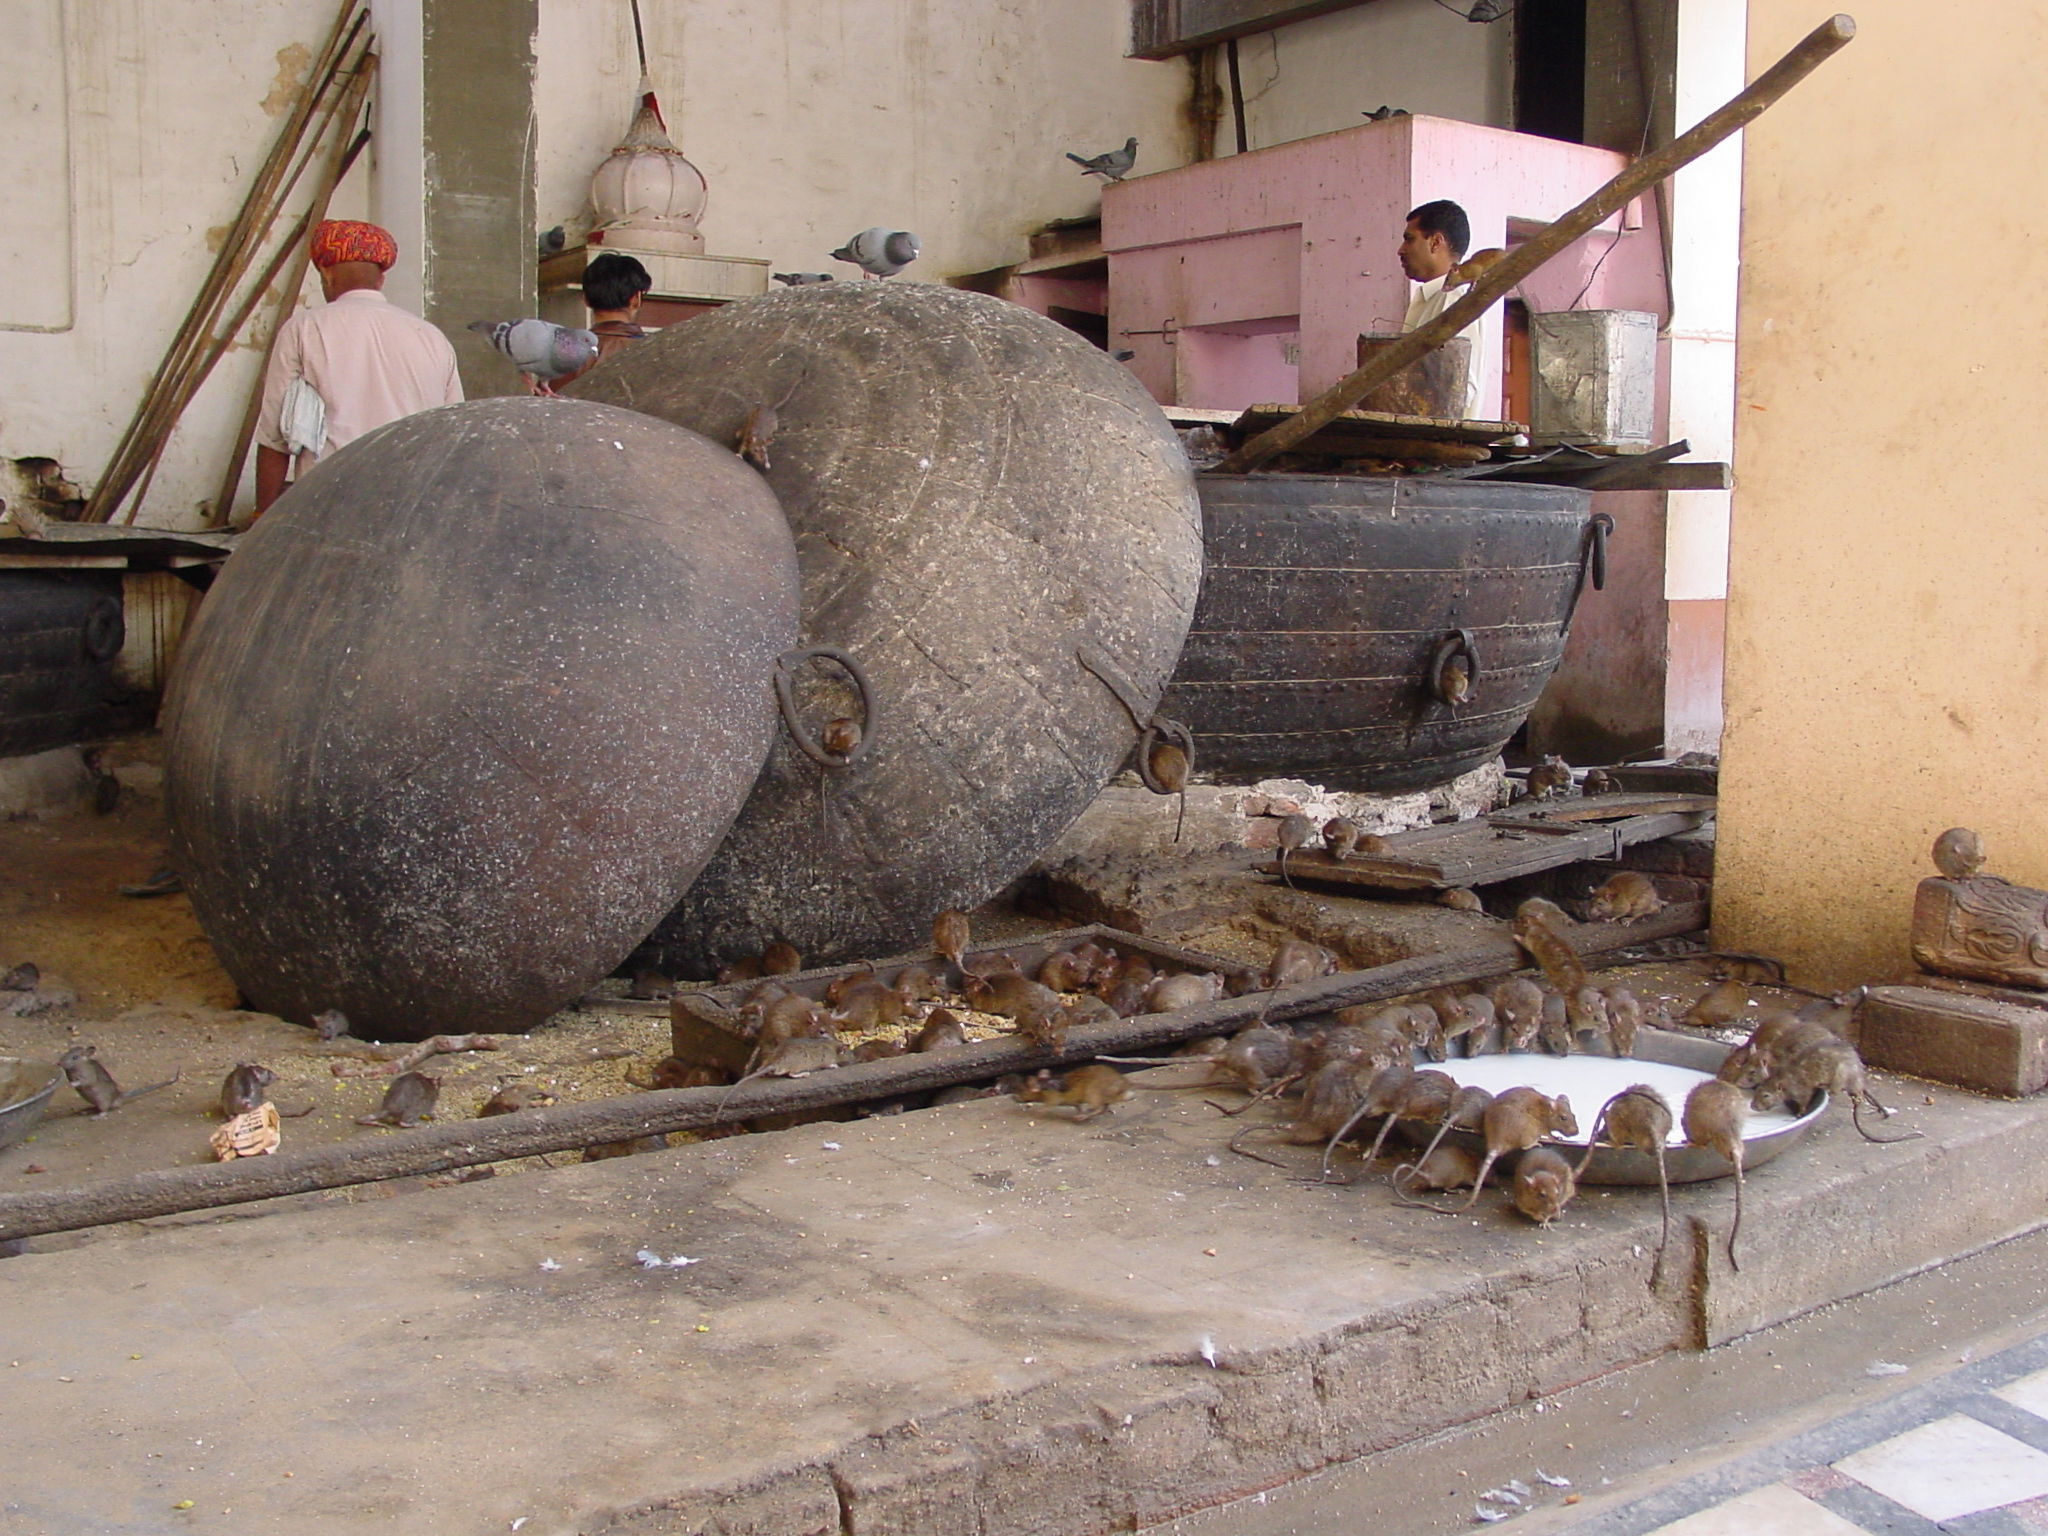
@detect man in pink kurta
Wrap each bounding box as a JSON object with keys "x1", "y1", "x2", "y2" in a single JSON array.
[{"x1": 253, "y1": 219, "x2": 462, "y2": 518}]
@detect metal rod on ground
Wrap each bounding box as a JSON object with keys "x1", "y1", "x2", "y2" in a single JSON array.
[
  {"x1": 1213, "y1": 13, "x2": 1856, "y2": 475},
  {"x1": 84, "y1": 2, "x2": 368, "y2": 521},
  {"x1": 0, "y1": 904, "x2": 1703, "y2": 1243},
  {"x1": 207, "y1": 122, "x2": 374, "y2": 528}
]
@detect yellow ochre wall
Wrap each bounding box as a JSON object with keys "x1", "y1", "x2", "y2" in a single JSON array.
[{"x1": 1715, "y1": 3, "x2": 2048, "y2": 985}]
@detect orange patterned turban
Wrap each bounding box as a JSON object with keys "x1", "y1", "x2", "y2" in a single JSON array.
[{"x1": 310, "y1": 219, "x2": 397, "y2": 270}]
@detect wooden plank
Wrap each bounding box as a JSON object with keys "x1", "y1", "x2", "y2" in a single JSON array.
[
  {"x1": 1265, "y1": 800, "x2": 1713, "y2": 891},
  {"x1": 1233, "y1": 403, "x2": 1521, "y2": 449},
  {"x1": 0, "y1": 902, "x2": 1704, "y2": 1243}
]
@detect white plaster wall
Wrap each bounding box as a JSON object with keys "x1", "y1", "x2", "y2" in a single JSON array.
[
  {"x1": 534, "y1": 0, "x2": 1194, "y2": 283},
  {"x1": 0, "y1": 1, "x2": 373, "y2": 530},
  {"x1": 1209, "y1": 0, "x2": 1512, "y2": 157}
]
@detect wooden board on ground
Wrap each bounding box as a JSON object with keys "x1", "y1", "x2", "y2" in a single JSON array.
[
  {"x1": 1232, "y1": 403, "x2": 1522, "y2": 455},
  {"x1": 1262, "y1": 791, "x2": 1716, "y2": 891}
]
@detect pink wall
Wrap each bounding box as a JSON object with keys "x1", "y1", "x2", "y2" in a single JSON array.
[{"x1": 1102, "y1": 115, "x2": 1667, "y2": 414}]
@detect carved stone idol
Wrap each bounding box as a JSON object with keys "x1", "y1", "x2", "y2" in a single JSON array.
[{"x1": 1910, "y1": 828, "x2": 2048, "y2": 990}]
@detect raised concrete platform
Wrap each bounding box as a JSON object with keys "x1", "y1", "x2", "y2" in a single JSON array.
[{"x1": 1, "y1": 1065, "x2": 2044, "y2": 1535}]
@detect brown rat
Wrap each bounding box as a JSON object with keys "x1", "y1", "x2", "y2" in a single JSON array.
[
  {"x1": 761, "y1": 940, "x2": 803, "y2": 975},
  {"x1": 478, "y1": 1081, "x2": 561, "y2": 1115},
  {"x1": 1493, "y1": 977, "x2": 1547, "y2": 1051},
  {"x1": 583, "y1": 1134, "x2": 668, "y2": 1162},
  {"x1": 1148, "y1": 738, "x2": 1190, "y2": 842},
  {"x1": 1403, "y1": 1142, "x2": 1482, "y2": 1193},
  {"x1": 1437, "y1": 1086, "x2": 1578, "y2": 1213},
  {"x1": 626, "y1": 967, "x2": 673, "y2": 1000},
  {"x1": 1038, "y1": 949, "x2": 1094, "y2": 993},
  {"x1": 1264, "y1": 940, "x2": 1337, "y2": 989},
  {"x1": 735, "y1": 374, "x2": 804, "y2": 470},
  {"x1": 1145, "y1": 970, "x2": 1225, "y2": 1013},
  {"x1": 1437, "y1": 887, "x2": 1484, "y2": 913},
  {"x1": 58, "y1": 1045, "x2": 181, "y2": 1117},
  {"x1": 1524, "y1": 754, "x2": 1573, "y2": 800},
  {"x1": 1392, "y1": 1083, "x2": 1494, "y2": 1199},
  {"x1": 1587, "y1": 871, "x2": 1665, "y2": 924},
  {"x1": 1510, "y1": 1146, "x2": 1578, "y2": 1226},
  {"x1": 1012, "y1": 1002, "x2": 1067, "y2": 1052},
  {"x1": 1683, "y1": 977, "x2": 1751, "y2": 1030},
  {"x1": 1512, "y1": 901, "x2": 1588, "y2": 1001},
  {"x1": 1437, "y1": 992, "x2": 1496, "y2": 1056},
  {"x1": 1580, "y1": 767, "x2": 1621, "y2": 795},
  {"x1": 1323, "y1": 817, "x2": 1361, "y2": 860},
  {"x1": 717, "y1": 956, "x2": 765, "y2": 984},
  {"x1": 932, "y1": 909, "x2": 971, "y2": 973},
  {"x1": 1538, "y1": 989, "x2": 1572, "y2": 1056},
  {"x1": 1016, "y1": 1063, "x2": 1130, "y2": 1120},
  {"x1": 311, "y1": 1008, "x2": 352, "y2": 1042},
  {"x1": 964, "y1": 969, "x2": 1065, "y2": 1019},
  {"x1": 1227, "y1": 1058, "x2": 1376, "y2": 1167},
  {"x1": 1681, "y1": 1078, "x2": 1748, "y2": 1271},
  {"x1": 1752, "y1": 1034, "x2": 1920, "y2": 1143},
  {"x1": 1932, "y1": 826, "x2": 1986, "y2": 879},
  {"x1": 1703, "y1": 952, "x2": 1787, "y2": 985},
  {"x1": 819, "y1": 716, "x2": 862, "y2": 758},
  {"x1": 0, "y1": 961, "x2": 38, "y2": 992},
  {"x1": 218, "y1": 1062, "x2": 315, "y2": 1120},
  {"x1": 891, "y1": 963, "x2": 943, "y2": 1002},
  {"x1": 1275, "y1": 812, "x2": 1315, "y2": 887},
  {"x1": 1324, "y1": 1066, "x2": 1454, "y2": 1179},
  {"x1": 355, "y1": 1071, "x2": 438, "y2": 1128},
  {"x1": 914, "y1": 1011, "x2": 971, "y2": 1052},
  {"x1": 1601, "y1": 986, "x2": 1646, "y2": 1057},
  {"x1": 1579, "y1": 1085, "x2": 1674, "y2": 1283}
]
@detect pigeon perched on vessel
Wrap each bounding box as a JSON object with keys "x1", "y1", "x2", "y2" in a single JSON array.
[
  {"x1": 772, "y1": 272, "x2": 836, "y2": 286},
  {"x1": 1067, "y1": 137, "x2": 1138, "y2": 182},
  {"x1": 830, "y1": 228, "x2": 920, "y2": 278},
  {"x1": 466, "y1": 318, "x2": 599, "y2": 395}
]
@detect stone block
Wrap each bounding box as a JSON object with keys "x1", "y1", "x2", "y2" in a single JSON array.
[{"x1": 1861, "y1": 983, "x2": 2048, "y2": 1098}]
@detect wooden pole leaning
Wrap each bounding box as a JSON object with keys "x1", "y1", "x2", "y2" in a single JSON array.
[{"x1": 1214, "y1": 14, "x2": 1857, "y2": 475}]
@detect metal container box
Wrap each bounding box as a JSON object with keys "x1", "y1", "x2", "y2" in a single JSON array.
[{"x1": 1529, "y1": 309, "x2": 1657, "y2": 449}]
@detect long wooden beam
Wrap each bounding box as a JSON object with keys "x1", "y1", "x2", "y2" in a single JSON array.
[
  {"x1": 1214, "y1": 14, "x2": 1856, "y2": 474},
  {"x1": 0, "y1": 905, "x2": 1703, "y2": 1244}
]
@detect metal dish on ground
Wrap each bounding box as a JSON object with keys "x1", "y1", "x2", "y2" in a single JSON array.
[
  {"x1": 1408, "y1": 1028, "x2": 1826, "y2": 1185},
  {"x1": 0, "y1": 1058, "x2": 62, "y2": 1150}
]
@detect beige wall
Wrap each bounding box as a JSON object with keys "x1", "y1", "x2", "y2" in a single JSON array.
[
  {"x1": 1716, "y1": 1, "x2": 2048, "y2": 986},
  {"x1": 534, "y1": 1, "x2": 1195, "y2": 283}
]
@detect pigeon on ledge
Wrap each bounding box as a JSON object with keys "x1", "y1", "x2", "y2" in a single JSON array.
[
  {"x1": 1066, "y1": 138, "x2": 1138, "y2": 182},
  {"x1": 466, "y1": 318, "x2": 599, "y2": 395},
  {"x1": 830, "y1": 228, "x2": 920, "y2": 279},
  {"x1": 772, "y1": 272, "x2": 836, "y2": 285}
]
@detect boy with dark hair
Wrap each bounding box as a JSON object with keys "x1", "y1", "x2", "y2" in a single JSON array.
[
  {"x1": 582, "y1": 252, "x2": 653, "y2": 360},
  {"x1": 1397, "y1": 199, "x2": 1484, "y2": 418}
]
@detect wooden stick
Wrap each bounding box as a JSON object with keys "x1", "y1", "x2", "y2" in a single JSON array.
[
  {"x1": 121, "y1": 71, "x2": 374, "y2": 526},
  {"x1": 85, "y1": 3, "x2": 368, "y2": 521},
  {"x1": 0, "y1": 904, "x2": 1703, "y2": 1243},
  {"x1": 1214, "y1": 14, "x2": 1856, "y2": 474}
]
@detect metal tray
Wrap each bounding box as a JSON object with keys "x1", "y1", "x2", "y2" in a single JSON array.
[
  {"x1": 1396, "y1": 1027, "x2": 1825, "y2": 1186},
  {"x1": 669, "y1": 924, "x2": 1240, "y2": 1071},
  {"x1": 0, "y1": 1058, "x2": 62, "y2": 1150}
]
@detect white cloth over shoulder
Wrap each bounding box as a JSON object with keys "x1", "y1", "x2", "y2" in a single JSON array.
[
  {"x1": 1402, "y1": 272, "x2": 1487, "y2": 421},
  {"x1": 256, "y1": 289, "x2": 462, "y2": 463}
]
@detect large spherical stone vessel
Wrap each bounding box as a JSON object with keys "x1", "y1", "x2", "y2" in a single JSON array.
[
  {"x1": 575, "y1": 283, "x2": 1202, "y2": 975},
  {"x1": 163, "y1": 399, "x2": 800, "y2": 1040}
]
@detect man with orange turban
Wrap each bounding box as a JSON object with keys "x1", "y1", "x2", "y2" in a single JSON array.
[{"x1": 253, "y1": 219, "x2": 462, "y2": 517}]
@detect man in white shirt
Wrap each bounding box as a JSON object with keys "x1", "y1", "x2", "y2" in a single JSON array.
[
  {"x1": 253, "y1": 219, "x2": 463, "y2": 518},
  {"x1": 1398, "y1": 199, "x2": 1486, "y2": 420}
]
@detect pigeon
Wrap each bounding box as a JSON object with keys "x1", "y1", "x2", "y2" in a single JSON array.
[
  {"x1": 467, "y1": 318, "x2": 600, "y2": 395},
  {"x1": 537, "y1": 224, "x2": 566, "y2": 257},
  {"x1": 1465, "y1": 0, "x2": 1510, "y2": 19},
  {"x1": 1362, "y1": 105, "x2": 1410, "y2": 121},
  {"x1": 772, "y1": 272, "x2": 836, "y2": 286},
  {"x1": 830, "y1": 228, "x2": 921, "y2": 279},
  {"x1": 1067, "y1": 137, "x2": 1138, "y2": 182}
]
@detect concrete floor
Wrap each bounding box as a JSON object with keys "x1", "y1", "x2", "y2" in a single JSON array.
[{"x1": 2, "y1": 1051, "x2": 2043, "y2": 1536}]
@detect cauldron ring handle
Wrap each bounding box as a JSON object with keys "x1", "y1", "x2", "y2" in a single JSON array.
[
  {"x1": 774, "y1": 646, "x2": 876, "y2": 769},
  {"x1": 1428, "y1": 628, "x2": 1481, "y2": 707},
  {"x1": 1075, "y1": 640, "x2": 1197, "y2": 793},
  {"x1": 1583, "y1": 512, "x2": 1614, "y2": 593},
  {"x1": 1136, "y1": 716, "x2": 1197, "y2": 794}
]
